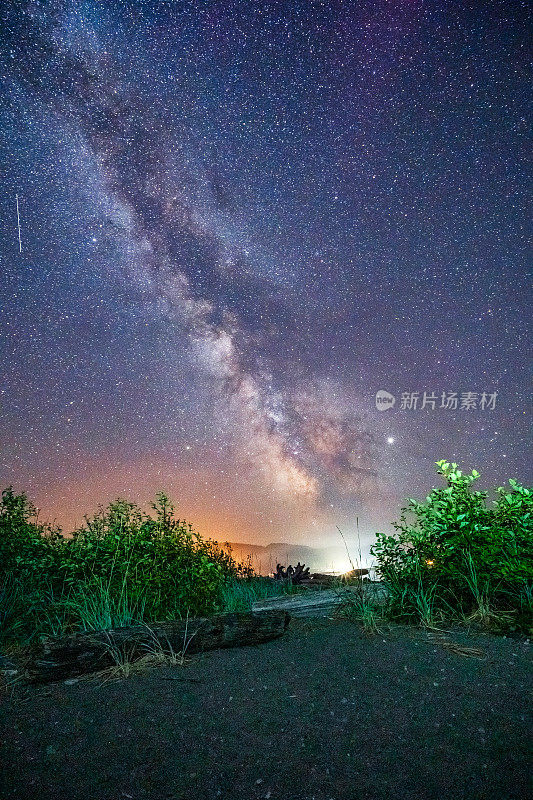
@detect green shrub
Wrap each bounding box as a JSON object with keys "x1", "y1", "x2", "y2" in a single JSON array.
[
  {"x1": 0, "y1": 488, "x2": 247, "y2": 644},
  {"x1": 0, "y1": 487, "x2": 63, "y2": 583},
  {"x1": 370, "y1": 462, "x2": 533, "y2": 632}
]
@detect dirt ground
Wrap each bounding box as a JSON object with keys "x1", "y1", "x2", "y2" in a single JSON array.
[{"x1": 1, "y1": 617, "x2": 531, "y2": 800}]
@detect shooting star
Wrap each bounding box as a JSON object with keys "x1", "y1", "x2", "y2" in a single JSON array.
[{"x1": 16, "y1": 194, "x2": 22, "y2": 253}]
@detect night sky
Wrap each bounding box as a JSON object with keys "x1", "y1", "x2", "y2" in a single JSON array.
[{"x1": 1, "y1": 1, "x2": 530, "y2": 559}]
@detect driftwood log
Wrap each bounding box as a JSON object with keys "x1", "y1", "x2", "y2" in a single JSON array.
[
  {"x1": 24, "y1": 610, "x2": 290, "y2": 684},
  {"x1": 273, "y1": 565, "x2": 369, "y2": 588},
  {"x1": 343, "y1": 569, "x2": 369, "y2": 580},
  {"x1": 298, "y1": 569, "x2": 369, "y2": 588}
]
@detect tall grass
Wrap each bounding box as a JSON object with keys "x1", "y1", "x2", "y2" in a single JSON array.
[
  {"x1": 219, "y1": 577, "x2": 303, "y2": 612},
  {"x1": 66, "y1": 577, "x2": 149, "y2": 632},
  {"x1": 95, "y1": 616, "x2": 200, "y2": 682},
  {"x1": 0, "y1": 575, "x2": 25, "y2": 642},
  {"x1": 335, "y1": 521, "x2": 385, "y2": 634},
  {"x1": 455, "y1": 550, "x2": 518, "y2": 630}
]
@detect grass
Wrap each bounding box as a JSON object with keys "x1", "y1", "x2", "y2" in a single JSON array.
[
  {"x1": 94, "y1": 615, "x2": 199, "y2": 683},
  {"x1": 66, "y1": 577, "x2": 149, "y2": 632},
  {"x1": 333, "y1": 522, "x2": 386, "y2": 634},
  {"x1": 2, "y1": 560, "x2": 530, "y2": 659},
  {"x1": 0, "y1": 575, "x2": 150, "y2": 646},
  {"x1": 218, "y1": 576, "x2": 305, "y2": 612},
  {"x1": 339, "y1": 571, "x2": 530, "y2": 640},
  {"x1": 1, "y1": 498, "x2": 530, "y2": 665},
  {"x1": 340, "y1": 564, "x2": 532, "y2": 638},
  {"x1": 338, "y1": 582, "x2": 385, "y2": 635},
  {"x1": 456, "y1": 550, "x2": 514, "y2": 628}
]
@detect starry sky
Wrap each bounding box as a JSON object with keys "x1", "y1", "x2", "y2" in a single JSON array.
[{"x1": 0, "y1": 0, "x2": 530, "y2": 559}]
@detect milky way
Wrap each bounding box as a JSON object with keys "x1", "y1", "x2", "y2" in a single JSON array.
[{"x1": 0, "y1": 1, "x2": 530, "y2": 552}]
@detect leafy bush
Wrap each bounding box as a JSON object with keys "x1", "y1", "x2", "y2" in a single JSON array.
[
  {"x1": 0, "y1": 488, "x2": 247, "y2": 644},
  {"x1": 370, "y1": 462, "x2": 533, "y2": 632}
]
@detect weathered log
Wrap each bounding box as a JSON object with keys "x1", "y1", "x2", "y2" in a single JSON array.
[
  {"x1": 253, "y1": 583, "x2": 389, "y2": 617},
  {"x1": 342, "y1": 569, "x2": 370, "y2": 580},
  {"x1": 302, "y1": 569, "x2": 370, "y2": 587},
  {"x1": 24, "y1": 610, "x2": 291, "y2": 684}
]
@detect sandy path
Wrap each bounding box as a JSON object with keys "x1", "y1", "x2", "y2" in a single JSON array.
[{"x1": 1, "y1": 618, "x2": 531, "y2": 800}]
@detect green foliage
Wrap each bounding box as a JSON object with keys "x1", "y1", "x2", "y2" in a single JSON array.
[
  {"x1": 0, "y1": 488, "x2": 249, "y2": 645},
  {"x1": 0, "y1": 487, "x2": 62, "y2": 580},
  {"x1": 370, "y1": 462, "x2": 533, "y2": 633}
]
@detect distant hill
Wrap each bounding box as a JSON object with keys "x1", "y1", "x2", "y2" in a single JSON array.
[{"x1": 215, "y1": 541, "x2": 365, "y2": 576}]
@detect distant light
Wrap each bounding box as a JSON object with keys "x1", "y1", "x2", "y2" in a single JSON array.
[
  {"x1": 387, "y1": 436, "x2": 395, "y2": 444},
  {"x1": 331, "y1": 559, "x2": 354, "y2": 575}
]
